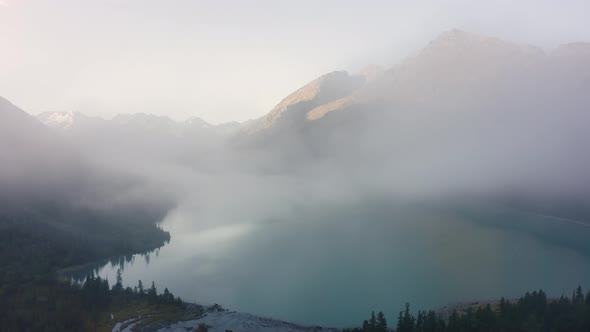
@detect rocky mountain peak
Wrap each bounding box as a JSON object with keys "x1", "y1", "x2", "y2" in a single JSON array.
[{"x1": 246, "y1": 71, "x2": 366, "y2": 132}]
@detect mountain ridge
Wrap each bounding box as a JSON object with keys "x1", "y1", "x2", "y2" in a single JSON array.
[
  {"x1": 25, "y1": 30, "x2": 590, "y2": 136},
  {"x1": 242, "y1": 29, "x2": 589, "y2": 136},
  {"x1": 37, "y1": 111, "x2": 237, "y2": 130}
]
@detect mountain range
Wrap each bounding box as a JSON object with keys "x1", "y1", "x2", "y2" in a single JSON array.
[
  {"x1": 3, "y1": 29, "x2": 590, "y2": 197},
  {"x1": 242, "y1": 29, "x2": 590, "y2": 135},
  {"x1": 31, "y1": 30, "x2": 590, "y2": 155}
]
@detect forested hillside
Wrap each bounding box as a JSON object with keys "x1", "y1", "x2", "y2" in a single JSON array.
[
  {"x1": 0, "y1": 201, "x2": 174, "y2": 331},
  {"x1": 0, "y1": 97, "x2": 178, "y2": 331},
  {"x1": 348, "y1": 288, "x2": 590, "y2": 332}
]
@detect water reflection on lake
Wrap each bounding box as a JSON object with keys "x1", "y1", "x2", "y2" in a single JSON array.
[{"x1": 83, "y1": 201, "x2": 590, "y2": 327}]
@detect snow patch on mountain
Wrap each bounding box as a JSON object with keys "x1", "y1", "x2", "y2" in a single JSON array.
[
  {"x1": 36, "y1": 112, "x2": 241, "y2": 137},
  {"x1": 37, "y1": 111, "x2": 76, "y2": 129}
]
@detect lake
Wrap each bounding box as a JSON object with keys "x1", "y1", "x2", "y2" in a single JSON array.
[{"x1": 87, "y1": 199, "x2": 590, "y2": 327}]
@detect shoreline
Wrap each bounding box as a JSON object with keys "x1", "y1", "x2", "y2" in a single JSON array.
[
  {"x1": 56, "y1": 239, "x2": 169, "y2": 282},
  {"x1": 111, "y1": 304, "x2": 341, "y2": 332}
]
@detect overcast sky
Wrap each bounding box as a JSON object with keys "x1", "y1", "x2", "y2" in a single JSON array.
[{"x1": 1, "y1": 0, "x2": 589, "y2": 123}]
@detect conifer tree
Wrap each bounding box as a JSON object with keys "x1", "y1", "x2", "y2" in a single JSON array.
[
  {"x1": 376, "y1": 311, "x2": 387, "y2": 332},
  {"x1": 114, "y1": 268, "x2": 123, "y2": 292},
  {"x1": 369, "y1": 311, "x2": 376, "y2": 330},
  {"x1": 137, "y1": 279, "x2": 144, "y2": 295},
  {"x1": 397, "y1": 303, "x2": 414, "y2": 332},
  {"x1": 574, "y1": 286, "x2": 584, "y2": 304},
  {"x1": 362, "y1": 320, "x2": 370, "y2": 331},
  {"x1": 148, "y1": 281, "x2": 158, "y2": 303}
]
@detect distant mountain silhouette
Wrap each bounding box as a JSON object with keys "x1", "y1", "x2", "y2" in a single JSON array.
[{"x1": 232, "y1": 30, "x2": 590, "y2": 202}]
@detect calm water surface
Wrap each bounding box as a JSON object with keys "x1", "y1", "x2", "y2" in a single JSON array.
[{"x1": 90, "y1": 202, "x2": 590, "y2": 327}]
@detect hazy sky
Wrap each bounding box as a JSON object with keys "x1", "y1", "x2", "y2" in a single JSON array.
[{"x1": 1, "y1": 0, "x2": 589, "y2": 123}]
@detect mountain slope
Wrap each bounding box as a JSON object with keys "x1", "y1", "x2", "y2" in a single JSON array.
[
  {"x1": 0, "y1": 97, "x2": 87, "y2": 204},
  {"x1": 37, "y1": 111, "x2": 238, "y2": 136},
  {"x1": 0, "y1": 95, "x2": 172, "y2": 273},
  {"x1": 235, "y1": 30, "x2": 590, "y2": 199},
  {"x1": 247, "y1": 29, "x2": 589, "y2": 135},
  {"x1": 0, "y1": 97, "x2": 174, "y2": 332},
  {"x1": 36, "y1": 111, "x2": 240, "y2": 165},
  {"x1": 243, "y1": 71, "x2": 366, "y2": 133}
]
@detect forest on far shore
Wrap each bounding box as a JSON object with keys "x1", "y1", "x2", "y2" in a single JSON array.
[{"x1": 347, "y1": 287, "x2": 590, "y2": 332}]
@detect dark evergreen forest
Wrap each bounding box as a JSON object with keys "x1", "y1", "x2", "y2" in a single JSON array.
[
  {"x1": 347, "y1": 287, "x2": 590, "y2": 332},
  {"x1": 0, "y1": 202, "x2": 179, "y2": 331}
]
